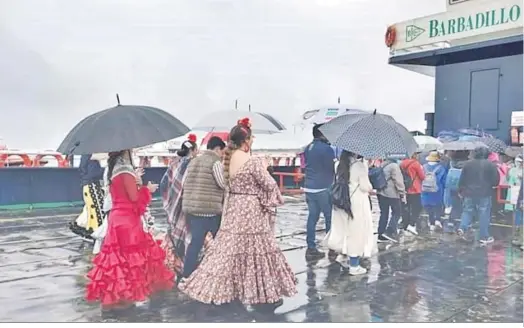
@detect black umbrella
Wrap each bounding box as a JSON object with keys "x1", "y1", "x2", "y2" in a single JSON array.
[
  {"x1": 57, "y1": 96, "x2": 190, "y2": 155},
  {"x1": 318, "y1": 110, "x2": 418, "y2": 159}
]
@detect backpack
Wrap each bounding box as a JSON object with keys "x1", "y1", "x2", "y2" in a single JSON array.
[
  {"x1": 422, "y1": 164, "x2": 441, "y2": 193},
  {"x1": 445, "y1": 164, "x2": 462, "y2": 191},
  {"x1": 331, "y1": 178, "x2": 351, "y2": 214},
  {"x1": 401, "y1": 162, "x2": 415, "y2": 190},
  {"x1": 368, "y1": 164, "x2": 389, "y2": 190}
]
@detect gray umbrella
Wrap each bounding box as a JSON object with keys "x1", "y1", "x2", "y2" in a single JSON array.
[
  {"x1": 442, "y1": 140, "x2": 487, "y2": 151},
  {"x1": 57, "y1": 99, "x2": 190, "y2": 155},
  {"x1": 318, "y1": 110, "x2": 418, "y2": 159}
]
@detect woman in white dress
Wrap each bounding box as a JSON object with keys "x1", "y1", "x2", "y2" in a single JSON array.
[{"x1": 324, "y1": 151, "x2": 374, "y2": 275}]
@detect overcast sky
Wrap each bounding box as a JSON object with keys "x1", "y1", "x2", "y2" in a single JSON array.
[{"x1": 0, "y1": 0, "x2": 444, "y2": 149}]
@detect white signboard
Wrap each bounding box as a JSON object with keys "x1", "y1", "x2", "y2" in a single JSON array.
[
  {"x1": 449, "y1": 0, "x2": 471, "y2": 4},
  {"x1": 391, "y1": 0, "x2": 523, "y2": 51},
  {"x1": 511, "y1": 111, "x2": 524, "y2": 126}
]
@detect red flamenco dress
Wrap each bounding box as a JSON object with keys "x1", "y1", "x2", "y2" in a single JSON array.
[{"x1": 86, "y1": 172, "x2": 174, "y2": 307}]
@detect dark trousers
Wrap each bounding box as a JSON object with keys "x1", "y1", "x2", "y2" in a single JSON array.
[
  {"x1": 182, "y1": 214, "x2": 220, "y2": 278},
  {"x1": 402, "y1": 193, "x2": 422, "y2": 229},
  {"x1": 377, "y1": 194, "x2": 402, "y2": 235},
  {"x1": 305, "y1": 190, "x2": 332, "y2": 249}
]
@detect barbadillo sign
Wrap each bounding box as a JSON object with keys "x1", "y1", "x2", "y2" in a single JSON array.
[
  {"x1": 429, "y1": 4, "x2": 521, "y2": 38},
  {"x1": 392, "y1": 0, "x2": 523, "y2": 50}
]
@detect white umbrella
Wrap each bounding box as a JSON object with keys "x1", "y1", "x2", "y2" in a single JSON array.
[
  {"x1": 295, "y1": 105, "x2": 369, "y2": 126},
  {"x1": 193, "y1": 110, "x2": 286, "y2": 134},
  {"x1": 414, "y1": 135, "x2": 443, "y2": 152}
]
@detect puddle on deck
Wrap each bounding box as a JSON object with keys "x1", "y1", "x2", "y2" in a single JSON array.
[{"x1": 0, "y1": 196, "x2": 522, "y2": 322}]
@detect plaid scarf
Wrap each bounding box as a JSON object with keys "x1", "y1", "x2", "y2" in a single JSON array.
[{"x1": 160, "y1": 156, "x2": 212, "y2": 275}]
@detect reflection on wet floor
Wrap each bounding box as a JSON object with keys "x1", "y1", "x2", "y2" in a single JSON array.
[{"x1": 0, "y1": 196, "x2": 522, "y2": 322}]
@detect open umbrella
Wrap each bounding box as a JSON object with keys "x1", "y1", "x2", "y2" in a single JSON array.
[
  {"x1": 414, "y1": 135, "x2": 443, "y2": 152},
  {"x1": 478, "y1": 136, "x2": 507, "y2": 153},
  {"x1": 193, "y1": 110, "x2": 285, "y2": 134},
  {"x1": 297, "y1": 105, "x2": 369, "y2": 125},
  {"x1": 57, "y1": 97, "x2": 190, "y2": 155},
  {"x1": 319, "y1": 110, "x2": 418, "y2": 159},
  {"x1": 442, "y1": 140, "x2": 487, "y2": 151}
]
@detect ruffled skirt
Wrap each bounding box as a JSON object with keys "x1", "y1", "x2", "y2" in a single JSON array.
[
  {"x1": 86, "y1": 214, "x2": 174, "y2": 306},
  {"x1": 178, "y1": 229, "x2": 297, "y2": 305}
]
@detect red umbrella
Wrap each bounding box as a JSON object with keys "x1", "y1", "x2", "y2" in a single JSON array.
[{"x1": 201, "y1": 131, "x2": 229, "y2": 146}]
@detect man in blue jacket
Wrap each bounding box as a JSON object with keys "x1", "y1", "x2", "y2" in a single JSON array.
[{"x1": 304, "y1": 124, "x2": 336, "y2": 260}]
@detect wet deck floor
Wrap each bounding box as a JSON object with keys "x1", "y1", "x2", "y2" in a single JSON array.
[{"x1": 0, "y1": 196, "x2": 522, "y2": 323}]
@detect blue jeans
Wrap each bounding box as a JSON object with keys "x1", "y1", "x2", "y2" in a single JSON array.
[
  {"x1": 306, "y1": 190, "x2": 332, "y2": 249},
  {"x1": 449, "y1": 190, "x2": 463, "y2": 220},
  {"x1": 516, "y1": 209, "x2": 522, "y2": 226},
  {"x1": 183, "y1": 214, "x2": 221, "y2": 278},
  {"x1": 425, "y1": 205, "x2": 442, "y2": 225},
  {"x1": 459, "y1": 196, "x2": 492, "y2": 239}
]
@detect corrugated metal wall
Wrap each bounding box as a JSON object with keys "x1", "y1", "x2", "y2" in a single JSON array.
[{"x1": 433, "y1": 54, "x2": 523, "y2": 141}]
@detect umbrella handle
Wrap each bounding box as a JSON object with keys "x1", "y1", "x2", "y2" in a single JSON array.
[{"x1": 69, "y1": 141, "x2": 80, "y2": 155}]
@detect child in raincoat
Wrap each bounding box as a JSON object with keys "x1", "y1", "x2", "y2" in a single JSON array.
[{"x1": 421, "y1": 151, "x2": 447, "y2": 231}]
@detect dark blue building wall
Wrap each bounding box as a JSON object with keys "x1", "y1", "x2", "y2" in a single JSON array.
[
  {"x1": 434, "y1": 54, "x2": 523, "y2": 142},
  {"x1": 0, "y1": 166, "x2": 302, "y2": 209}
]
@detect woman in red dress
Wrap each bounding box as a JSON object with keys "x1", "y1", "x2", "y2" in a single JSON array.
[{"x1": 86, "y1": 150, "x2": 174, "y2": 309}]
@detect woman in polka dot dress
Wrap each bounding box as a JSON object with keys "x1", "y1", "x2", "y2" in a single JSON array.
[{"x1": 179, "y1": 118, "x2": 297, "y2": 307}]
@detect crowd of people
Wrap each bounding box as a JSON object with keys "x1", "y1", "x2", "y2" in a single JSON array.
[
  {"x1": 70, "y1": 118, "x2": 297, "y2": 312},
  {"x1": 68, "y1": 119, "x2": 523, "y2": 312},
  {"x1": 302, "y1": 125, "x2": 523, "y2": 275}
]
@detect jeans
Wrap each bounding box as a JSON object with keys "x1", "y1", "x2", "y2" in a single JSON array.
[
  {"x1": 402, "y1": 193, "x2": 422, "y2": 229},
  {"x1": 444, "y1": 188, "x2": 451, "y2": 208},
  {"x1": 377, "y1": 194, "x2": 402, "y2": 235},
  {"x1": 425, "y1": 205, "x2": 442, "y2": 225},
  {"x1": 449, "y1": 190, "x2": 463, "y2": 220},
  {"x1": 516, "y1": 209, "x2": 522, "y2": 226},
  {"x1": 182, "y1": 214, "x2": 221, "y2": 278},
  {"x1": 459, "y1": 196, "x2": 492, "y2": 239},
  {"x1": 306, "y1": 190, "x2": 332, "y2": 249}
]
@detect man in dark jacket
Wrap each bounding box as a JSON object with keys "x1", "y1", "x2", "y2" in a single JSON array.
[
  {"x1": 457, "y1": 147, "x2": 499, "y2": 244},
  {"x1": 303, "y1": 124, "x2": 335, "y2": 260}
]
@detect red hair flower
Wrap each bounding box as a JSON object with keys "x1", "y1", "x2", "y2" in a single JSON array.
[
  {"x1": 187, "y1": 133, "x2": 197, "y2": 143},
  {"x1": 237, "y1": 117, "x2": 251, "y2": 128}
]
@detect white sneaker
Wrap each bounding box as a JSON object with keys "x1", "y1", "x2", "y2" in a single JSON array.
[
  {"x1": 479, "y1": 237, "x2": 494, "y2": 245},
  {"x1": 336, "y1": 255, "x2": 349, "y2": 269},
  {"x1": 435, "y1": 221, "x2": 443, "y2": 229},
  {"x1": 429, "y1": 225, "x2": 435, "y2": 232},
  {"x1": 406, "y1": 225, "x2": 418, "y2": 236},
  {"x1": 135, "y1": 300, "x2": 149, "y2": 307},
  {"x1": 444, "y1": 207, "x2": 452, "y2": 215},
  {"x1": 349, "y1": 266, "x2": 367, "y2": 276}
]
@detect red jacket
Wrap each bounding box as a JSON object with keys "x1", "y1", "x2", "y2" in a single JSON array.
[{"x1": 400, "y1": 159, "x2": 425, "y2": 194}]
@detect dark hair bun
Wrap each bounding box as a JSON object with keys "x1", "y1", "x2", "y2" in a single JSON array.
[
  {"x1": 228, "y1": 118, "x2": 252, "y2": 147},
  {"x1": 177, "y1": 140, "x2": 197, "y2": 157}
]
